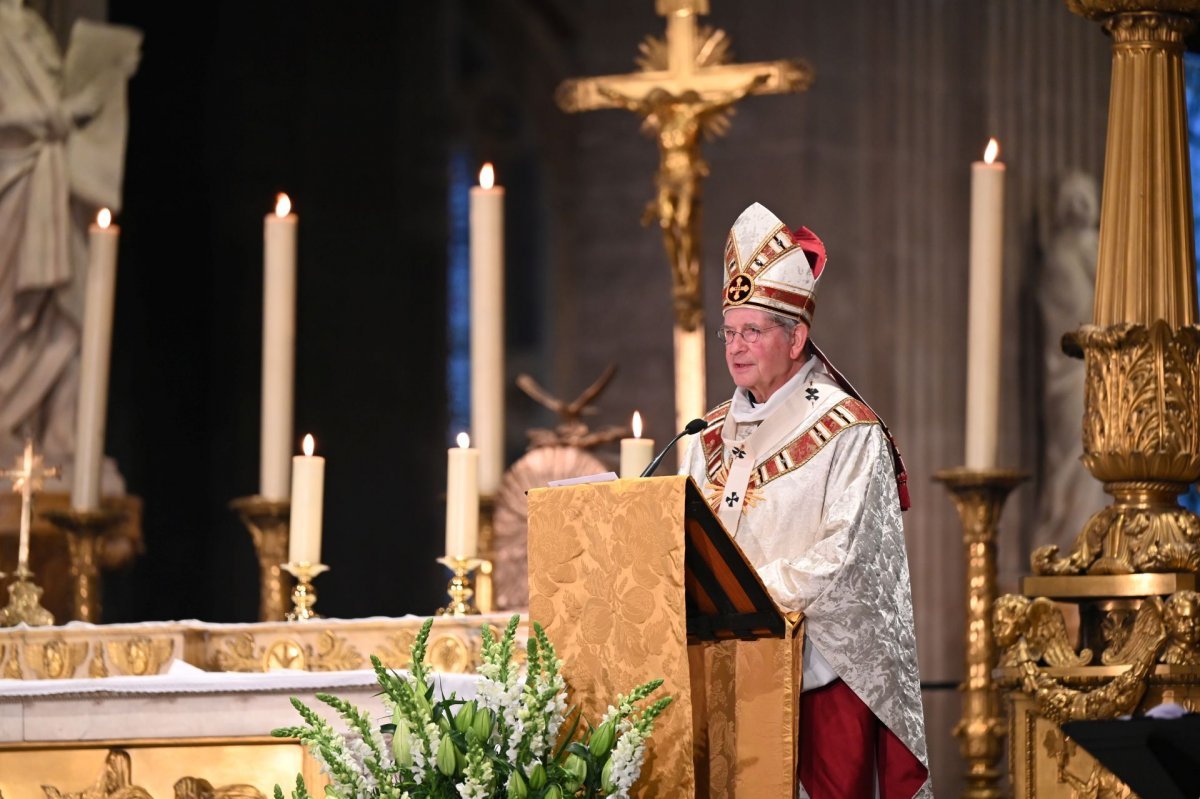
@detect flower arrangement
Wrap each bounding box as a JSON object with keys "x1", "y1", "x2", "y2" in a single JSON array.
[{"x1": 272, "y1": 616, "x2": 672, "y2": 799}]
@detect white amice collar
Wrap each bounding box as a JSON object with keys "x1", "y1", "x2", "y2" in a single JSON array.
[{"x1": 729, "y1": 355, "x2": 820, "y2": 424}]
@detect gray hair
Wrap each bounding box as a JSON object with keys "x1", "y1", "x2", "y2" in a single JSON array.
[
  {"x1": 769, "y1": 313, "x2": 811, "y2": 356},
  {"x1": 768, "y1": 313, "x2": 801, "y2": 337}
]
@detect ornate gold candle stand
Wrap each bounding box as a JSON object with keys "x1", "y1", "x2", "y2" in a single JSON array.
[
  {"x1": 436, "y1": 556, "x2": 484, "y2": 616},
  {"x1": 997, "y1": 4, "x2": 1200, "y2": 794},
  {"x1": 230, "y1": 495, "x2": 293, "y2": 621},
  {"x1": 934, "y1": 468, "x2": 1027, "y2": 799},
  {"x1": 40, "y1": 507, "x2": 124, "y2": 624},
  {"x1": 280, "y1": 561, "x2": 327, "y2": 622}
]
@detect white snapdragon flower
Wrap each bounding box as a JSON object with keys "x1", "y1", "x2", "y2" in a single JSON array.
[{"x1": 607, "y1": 725, "x2": 648, "y2": 799}]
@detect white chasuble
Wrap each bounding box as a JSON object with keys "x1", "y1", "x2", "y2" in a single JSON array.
[{"x1": 681, "y1": 355, "x2": 931, "y2": 799}]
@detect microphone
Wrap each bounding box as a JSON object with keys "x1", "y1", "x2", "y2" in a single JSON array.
[{"x1": 640, "y1": 418, "x2": 708, "y2": 478}]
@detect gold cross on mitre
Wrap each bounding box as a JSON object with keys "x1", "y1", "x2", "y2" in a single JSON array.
[{"x1": 0, "y1": 440, "x2": 60, "y2": 575}]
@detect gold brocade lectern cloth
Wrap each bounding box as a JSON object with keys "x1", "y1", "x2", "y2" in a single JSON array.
[{"x1": 528, "y1": 477, "x2": 802, "y2": 798}]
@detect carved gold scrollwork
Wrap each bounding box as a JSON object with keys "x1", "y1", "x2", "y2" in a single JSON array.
[
  {"x1": 213, "y1": 631, "x2": 361, "y2": 673},
  {"x1": 107, "y1": 637, "x2": 174, "y2": 676},
  {"x1": 309, "y1": 630, "x2": 362, "y2": 672},
  {"x1": 1019, "y1": 599, "x2": 1166, "y2": 724},
  {"x1": 213, "y1": 633, "x2": 260, "y2": 672},
  {"x1": 376, "y1": 631, "x2": 416, "y2": 670},
  {"x1": 1044, "y1": 727, "x2": 1134, "y2": 799},
  {"x1": 25, "y1": 638, "x2": 89, "y2": 679},
  {"x1": 1034, "y1": 323, "x2": 1200, "y2": 576}
]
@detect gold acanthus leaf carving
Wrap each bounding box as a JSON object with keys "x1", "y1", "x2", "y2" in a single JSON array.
[
  {"x1": 107, "y1": 637, "x2": 174, "y2": 676},
  {"x1": 1078, "y1": 322, "x2": 1200, "y2": 482},
  {"x1": 25, "y1": 639, "x2": 89, "y2": 680},
  {"x1": 375, "y1": 632, "x2": 416, "y2": 670},
  {"x1": 1019, "y1": 598, "x2": 1166, "y2": 724},
  {"x1": 309, "y1": 631, "x2": 362, "y2": 672},
  {"x1": 1034, "y1": 323, "x2": 1200, "y2": 576},
  {"x1": 214, "y1": 633, "x2": 261, "y2": 672},
  {"x1": 994, "y1": 595, "x2": 1092, "y2": 668}
]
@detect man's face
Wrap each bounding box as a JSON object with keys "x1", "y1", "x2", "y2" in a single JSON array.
[{"x1": 722, "y1": 307, "x2": 808, "y2": 403}]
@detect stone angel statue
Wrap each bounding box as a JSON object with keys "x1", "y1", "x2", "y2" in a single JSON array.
[
  {"x1": 1033, "y1": 172, "x2": 1108, "y2": 555},
  {"x1": 0, "y1": 2, "x2": 140, "y2": 487}
]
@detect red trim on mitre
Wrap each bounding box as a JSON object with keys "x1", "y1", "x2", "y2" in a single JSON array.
[
  {"x1": 792, "y1": 225, "x2": 827, "y2": 279},
  {"x1": 745, "y1": 285, "x2": 815, "y2": 315}
]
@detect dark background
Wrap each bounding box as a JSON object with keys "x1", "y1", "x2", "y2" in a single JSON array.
[{"x1": 104, "y1": 2, "x2": 459, "y2": 621}]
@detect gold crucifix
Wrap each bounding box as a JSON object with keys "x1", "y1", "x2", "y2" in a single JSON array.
[
  {"x1": 556, "y1": 0, "x2": 813, "y2": 434},
  {"x1": 0, "y1": 440, "x2": 59, "y2": 626},
  {"x1": 1, "y1": 440, "x2": 59, "y2": 574}
]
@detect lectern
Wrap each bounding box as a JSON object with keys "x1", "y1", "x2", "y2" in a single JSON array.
[{"x1": 527, "y1": 476, "x2": 803, "y2": 798}]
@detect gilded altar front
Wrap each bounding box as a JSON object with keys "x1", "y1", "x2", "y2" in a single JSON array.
[{"x1": 0, "y1": 615, "x2": 513, "y2": 799}]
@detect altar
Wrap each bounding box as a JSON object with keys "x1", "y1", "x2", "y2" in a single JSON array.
[{"x1": 0, "y1": 616, "x2": 503, "y2": 799}]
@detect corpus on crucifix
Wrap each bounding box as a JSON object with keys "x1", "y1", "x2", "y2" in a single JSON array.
[{"x1": 557, "y1": 0, "x2": 813, "y2": 434}]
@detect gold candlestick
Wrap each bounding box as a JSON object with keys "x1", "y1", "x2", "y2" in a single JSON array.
[
  {"x1": 934, "y1": 467, "x2": 1027, "y2": 799},
  {"x1": 281, "y1": 561, "x2": 328, "y2": 621},
  {"x1": 436, "y1": 556, "x2": 484, "y2": 616},
  {"x1": 41, "y1": 507, "x2": 125, "y2": 623},
  {"x1": 230, "y1": 495, "x2": 293, "y2": 622},
  {"x1": 0, "y1": 564, "x2": 54, "y2": 627},
  {"x1": 476, "y1": 494, "x2": 496, "y2": 614}
]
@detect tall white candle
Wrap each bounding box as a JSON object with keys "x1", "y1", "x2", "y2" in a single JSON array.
[
  {"x1": 470, "y1": 165, "x2": 505, "y2": 496},
  {"x1": 620, "y1": 411, "x2": 655, "y2": 478},
  {"x1": 288, "y1": 434, "x2": 325, "y2": 564},
  {"x1": 72, "y1": 209, "x2": 120, "y2": 511},
  {"x1": 261, "y1": 193, "x2": 297, "y2": 500},
  {"x1": 445, "y1": 432, "x2": 480, "y2": 558},
  {"x1": 965, "y1": 139, "x2": 1006, "y2": 470}
]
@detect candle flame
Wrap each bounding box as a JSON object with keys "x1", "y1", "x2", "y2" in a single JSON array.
[
  {"x1": 479, "y1": 163, "x2": 495, "y2": 190},
  {"x1": 983, "y1": 138, "x2": 1000, "y2": 164},
  {"x1": 302, "y1": 434, "x2": 315, "y2": 456},
  {"x1": 97, "y1": 208, "x2": 112, "y2": 229},
  {"x1": 457, "y1": 432, "x2": 470, "y2": 448},
  {"x1": 275, "y1": 193, "x2": 292, "y2": 217},
  {"x1": 632, "y1": 411, "x2": 643, "y2": 439}
]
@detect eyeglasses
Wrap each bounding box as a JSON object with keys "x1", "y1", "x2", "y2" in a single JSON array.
[{"x1": 715, "y1": 324, "x2": 785, "y2": 344}]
